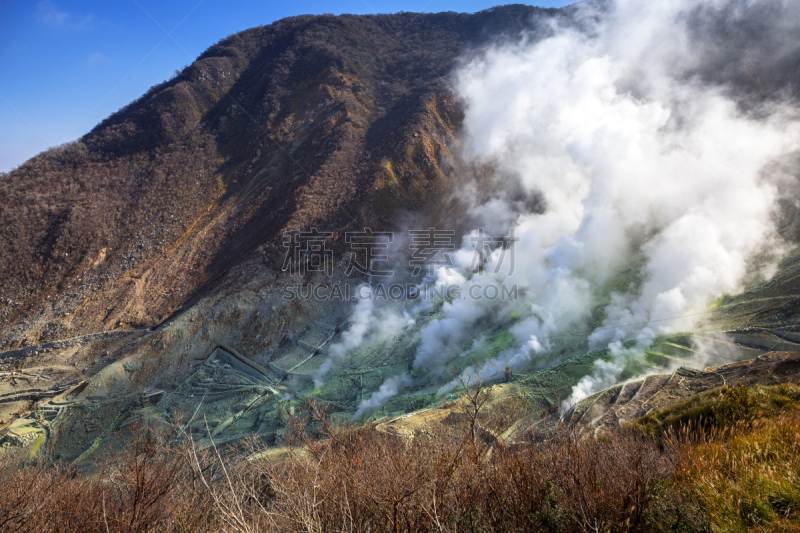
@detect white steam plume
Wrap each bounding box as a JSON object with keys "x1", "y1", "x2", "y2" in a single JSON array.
[
  {"x1": 409, "y1": 0, "x2": 800, "y2": 405},
  {"x1": 313, "y1": 287, "x2": 374, "y2": 387},
  {"x1": 314, "y1": 285, "x2": 413, "y2": 387},
  {"x1": 354, "y1": 373, "x2": 412, "y2": 419}
]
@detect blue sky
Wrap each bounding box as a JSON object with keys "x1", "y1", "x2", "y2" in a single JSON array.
[{"x1": 0, "y1": 0, "x2": 572, "y2": 172}]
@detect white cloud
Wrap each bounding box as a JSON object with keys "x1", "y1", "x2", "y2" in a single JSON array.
[
  {"x1": 37, "y1": 1, "x2": 95, "y2": 30},
  {"x1": 87, "y1": 52, "x2": 110, "y2": 67}
]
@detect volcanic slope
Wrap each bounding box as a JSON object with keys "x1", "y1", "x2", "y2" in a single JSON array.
[
  {"x1": 3, "y1": 4, "x2": 800, "y2": 465},
  {"x1": 0, "y1": 5, "x2": 559, "y2": 349},
  {"x1": 0, "y1": 5, "x2": 572, "y2": 463}
]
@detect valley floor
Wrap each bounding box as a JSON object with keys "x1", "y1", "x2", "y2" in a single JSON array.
[{"x1": 2, "y1": 350, "x2": 800, "y2": 532}]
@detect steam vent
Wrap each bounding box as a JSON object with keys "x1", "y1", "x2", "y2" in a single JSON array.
[{"x1": 4, "y1": 0, "x2": 800, "y2": 530}]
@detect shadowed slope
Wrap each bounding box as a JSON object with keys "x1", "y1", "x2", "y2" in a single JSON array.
[{"x1": 0, "y1": 6, "x2": 557, "y2": 349}]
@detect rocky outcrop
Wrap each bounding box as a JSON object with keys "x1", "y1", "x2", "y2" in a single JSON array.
[{"x1": 560, "y1": 345, "x2": 800, "y2": 438}]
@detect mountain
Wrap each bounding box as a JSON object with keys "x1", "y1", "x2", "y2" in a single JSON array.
[
  {"x1": 0, "y1": 4, "x2": 567, "y2": 461},
  {"x1": 2, "y1": 1, "x2": 800, "y2": 471},
  {"x1": 0, "y1": 5, "x2": 558, "y2": 349}
]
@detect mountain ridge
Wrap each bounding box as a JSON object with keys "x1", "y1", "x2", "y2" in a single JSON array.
[
  {"x1": 0, "y1": 5, "x2": 560, "y2": 350},
  {"x1": 4, "y1": 1, "x2": 800, "y2": 484}
]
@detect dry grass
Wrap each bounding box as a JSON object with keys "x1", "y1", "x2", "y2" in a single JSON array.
[
  {"x1": 0, "y1": 404, "x2": 695, "y2": 532},
  {"x1": 7, "y1": 384, "x2": 800, "y2": 532},
  {"x1": 676, "y1": 414, "x2": 800, "y2": 532}
]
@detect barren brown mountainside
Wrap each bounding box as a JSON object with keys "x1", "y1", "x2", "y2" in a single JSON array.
[
  {"x1": 6, "y1": 0, "x2": 800, "y2": 480},
  {"x1": 0, "y1": 5, "x2": 558, "y2": 350}
]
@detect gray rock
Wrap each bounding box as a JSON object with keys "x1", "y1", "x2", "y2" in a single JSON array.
[{"x1": 123, "y1": 361, "x2": 142, "y2": 373}]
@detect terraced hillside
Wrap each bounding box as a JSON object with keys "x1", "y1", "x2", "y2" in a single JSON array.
[
  {"x1": 561, "y1": 341, "x2": 800, "y2": 439},
  {"x1": 3, "y1": 261, "x2": 800, "y2": 465},
  {"x1": 3, "y1": 2, "x2": 800, "y2": 467},
  {"x1": 0, "y1": 5, "x2": 559, "y2": 350}
]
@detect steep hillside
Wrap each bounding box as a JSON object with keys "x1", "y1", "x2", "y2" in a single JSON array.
[
  {"x1": 0, "y1": 4, "x2": 582, "y2": 465},
  {"x1": 4, "y1": 0, "x2": 800, "y2": 471},
  {"x1": 0, "y1": 6, "x2": 556, "y2": 349}
]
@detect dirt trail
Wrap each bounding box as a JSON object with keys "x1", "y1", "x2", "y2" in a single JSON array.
[{"x1": 0, "y1": 330, "x2": 144, "y2": 364}]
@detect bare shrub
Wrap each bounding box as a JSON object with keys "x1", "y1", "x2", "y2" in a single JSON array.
[
  {"x1": 189, "y1": 399, "x2": 694, "y2": 533},
  {"x1": 0, "y1": 426, "x2": 215, "y2": 532},
  {"x1": 0, "y1": 400, "x2": 711, "y2": 532}
]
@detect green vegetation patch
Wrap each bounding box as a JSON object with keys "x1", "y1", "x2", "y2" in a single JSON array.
[
  {"x1": 636, "y1": 382, "x2": 800, "y2": 436},
  {"x1": 709, "y1": 293, "x2": 735, "y2": 309},
  {"x1": 446, "y1": 330, "x2": 515, "y2": 375},
  {"x1": 28, "y1": 432, "x2": 45, "y2": 460},
  {"x1": 588, "y1": 262, "x2": 645, "y2": 330}
]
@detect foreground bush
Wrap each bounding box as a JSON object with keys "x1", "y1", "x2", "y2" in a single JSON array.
[
  {"x1": 4, "y1": 384, "x2": 800, "y2": 532},
  {"x1": 0, "y1": 430, "x2": 213, "y2": 532}
]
